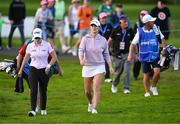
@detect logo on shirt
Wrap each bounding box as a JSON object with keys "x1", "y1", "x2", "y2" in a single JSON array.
[
  {"x1": 116, "y1": 33, "x2": 121, "y2": 36},
  {"x1": 140, "y1": 39, "x2": 157, "y2": 46},
  {"x1": 158, "y1": 12, "x2": 166, "y2": 20},
  {"x1": 31, "y1": 49, "x2": 36, "y2": 52}
]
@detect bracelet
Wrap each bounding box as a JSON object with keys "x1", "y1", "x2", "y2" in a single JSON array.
[{"x1": 46, "y1": 64, "x2": 51, "y2": 68}]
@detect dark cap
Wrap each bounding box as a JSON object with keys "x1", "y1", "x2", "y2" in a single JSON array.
[
  {"x1": 116, "y1": 3, "x2": 123, "y2": 8},
  {"x1": 119, "y1": 15, "x2": 127, "y2": 20}
]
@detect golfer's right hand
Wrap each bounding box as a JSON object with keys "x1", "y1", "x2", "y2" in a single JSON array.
[
  {"x1": 128, "y1": 54, "x2": 133, "y2": 61},
  {"x1": 80, "y1": 59, "x2": 85, "y2": 66},
  {"x1": 18, "y1": 70, "x2": 22, "y2": 77},
  {"x1": 16, "y1": 65, "x2": 20, "y2": 73}
]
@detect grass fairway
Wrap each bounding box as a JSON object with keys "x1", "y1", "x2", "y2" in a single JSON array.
[
  {"x1": 0, "y1": 55, "x2": 180, "y2": 123},
  {"x1": 0, "y1": 1, "x2": 180, "y2": 123}
]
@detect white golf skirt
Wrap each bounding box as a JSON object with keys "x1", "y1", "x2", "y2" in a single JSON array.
[{"x1": 82, "y1": 64, "x2": 106, "y2": 77}]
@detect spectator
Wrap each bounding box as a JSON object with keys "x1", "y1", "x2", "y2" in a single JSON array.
[
  {"x1": 0, "y1": 12, "x2": 9, "y2": 50},
  {"x1": 98, "y1": 0, "x2": 114, "y2": 25},
  {"x1": 79, "y1": 19, "x2": 113, "y2": 114},
  {"x1": 108, "y1": 15, "x2": 134, "y2": 94},
  {"x1": 47, "y1": 0, "x2": 56, "y2": 48},
  {"x1": 54, "y1": 0, "x2": 70, "y2": 53},
  {"x1": 150, "y1": 0, "x2": 171, "y2": 40},
  {"x1": 111, "y1": 3, "x2": 130, "y2": 28},
  {"x1": 98, "y1": 12, "x2": 113, "y2": 83},
  {"x1": 67, "y1": 0, "x2": 80, "y2": 48},
  {"x1": 34, "y1": 0, "x2": 53, "y2": 40},
  {"x1": 71, "y1": 0, "x2": 93, "y2": 56},
  {"x1": 18, "y1": 28, "x2": 57, "y2": 116},
  {"x1": 133, "y1": 9, "x2": 149, "y2": 80},
  {"x1": 128, "y1": 14, "x2": 167, "y2": 97},
  {"x1": 8, "y1": 0, "x2": 26, "y2": 49},
  {"x1": 48, "y1": 0, "x2": 55, "y2": 18}
]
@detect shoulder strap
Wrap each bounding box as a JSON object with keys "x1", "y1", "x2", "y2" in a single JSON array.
[{"x1": 25, "y1": 40, "x2": 32, "y2": 51}]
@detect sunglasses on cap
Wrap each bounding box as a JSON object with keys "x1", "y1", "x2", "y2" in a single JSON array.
[
  {"x1": 140, "y1": 13, "x2": 146, "y2": 16},
  {"x1": 101, "y1": 16, "x2": 107, "y2": 19},
  {"x1": 91, "y1": 24, "x2": 98, "y2": 27},
  {"x1": 34, "y1": 37, "x2": 41, "y2": 40}
]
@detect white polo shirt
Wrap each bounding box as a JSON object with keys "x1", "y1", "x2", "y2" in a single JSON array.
[{"x1": 26, "y1": 40, "x2": 54, "y2": 69}]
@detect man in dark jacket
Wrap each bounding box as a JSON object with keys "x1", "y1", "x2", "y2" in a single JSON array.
[
  {"x1": 108, "y1": 15, "x2": 134, "y2": 94},
  {"x1": 8, "y1": 0, "x2": 26, "y2": 49}
]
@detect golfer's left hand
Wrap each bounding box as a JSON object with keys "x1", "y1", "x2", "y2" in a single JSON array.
[{"x1": 45, "y1": 67, "x2": 50, "y2": 75}]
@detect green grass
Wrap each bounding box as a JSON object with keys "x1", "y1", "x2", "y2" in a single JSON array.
[
  {"x1": 0, "y1": 36, "x2": 180, "y2": 123},
  {"x1": 0, "y1": 55, "x2": 180, "y2": 123},
  {"x1": 0, "y1": 2, "x2": 180, "y2": 123}
]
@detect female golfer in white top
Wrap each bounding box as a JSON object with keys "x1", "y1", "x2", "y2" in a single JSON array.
[
  {"x1": 79, "y1": 18, "x2": 114, "y2": 114},
  {"x1": 18, "y1": 28, "x2": 57, "y2": 116}
]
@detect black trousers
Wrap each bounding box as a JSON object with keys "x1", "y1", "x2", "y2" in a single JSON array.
[
  {"x1": 133, "y1": 60, "x2": 141, "y2": 79},
  {"x1": 29, "y1": 67, "x2": 49, "y2": 111},
  {"x1": 15, "y1": 71, "x2": 29, "y2": 93},
  {"x1": 105, "y1": 61, "x2": 110, "y2": 79},
  {"x1": 8, "y1": 21, "x2": 25, "y2": 47}
]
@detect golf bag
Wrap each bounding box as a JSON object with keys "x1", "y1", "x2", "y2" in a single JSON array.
[
  {"x1": 0, "y1": 58, "x2": 30, "y2": 93},
  {"x1": 159, "y1": 44, "x2": 180, "y2": 71},
  {"x1": 0, "y1": 59, "x2": 17, "y2": 78},
  {"x1": 0, "y1": 57, "x2": 59, "y2": 93}
]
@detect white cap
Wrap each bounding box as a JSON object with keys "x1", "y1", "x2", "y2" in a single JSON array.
[
  {"x1": 90, "y1": 18, "x2": 100, "y2": 27},
  {"x1": 142, "y1": 14, "x2": 156, "y2": 23},
  {"x1": 32, "y1": 28, "x2": 42, "y2": 40}
]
